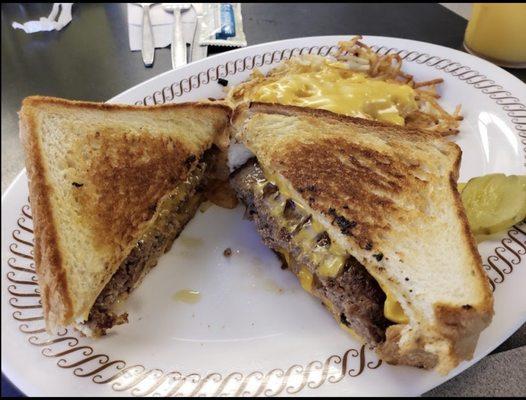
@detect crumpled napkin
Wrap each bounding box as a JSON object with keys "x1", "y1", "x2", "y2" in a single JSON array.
[{"x1": 12, "y1": 3, "x2": 74, "y2": 33}]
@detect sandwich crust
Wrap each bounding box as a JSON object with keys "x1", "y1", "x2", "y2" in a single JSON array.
[
  {"x1": 232, "y1": 102, "x2": 494, "y2": 374},
  {"x1": 19, "y1": 96, "x2": 231, "y2": 332},
  {"x1": 19, "y1": 111, "x2": 73, "y2": 329}
]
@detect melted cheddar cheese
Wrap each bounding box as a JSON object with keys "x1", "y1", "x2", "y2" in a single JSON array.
[
  {"x1": 384, "y1": 294, "x2": 408, "y2": 324},
  {"x1": 246, "y1": 58, "x2": 418, "y2": 126},
  {"x1": 298, "y1": 266, "x2": 313, "y2": 292},
  {"x1": 258, "y1": 168, "x2": 347, "y2": 277},
  {"x1": 375, "y1": 277, "x2": 409, "y2": 324}
]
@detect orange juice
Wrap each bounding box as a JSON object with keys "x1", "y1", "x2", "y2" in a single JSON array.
[{"x1": 464, "y1": 3, "x2": 526, "y2": 68}]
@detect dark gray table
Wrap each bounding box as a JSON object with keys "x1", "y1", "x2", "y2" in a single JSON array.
[{"x1": 2, "y1": 3, "x2": 525, "y2": 397}]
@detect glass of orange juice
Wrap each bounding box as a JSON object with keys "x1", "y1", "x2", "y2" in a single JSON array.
[{"x1": 464, "y1": 3, "x2": 526, "y2": 69}]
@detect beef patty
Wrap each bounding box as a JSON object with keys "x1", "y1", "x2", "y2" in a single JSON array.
[{"x1": 230, "y1": 159, "x2": 392, "y2": 345}]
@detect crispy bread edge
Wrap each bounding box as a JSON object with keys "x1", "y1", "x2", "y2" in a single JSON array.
[
  {"x1": 232, "y1": 101, "x2": 444, "y2": 139},
  {"x1": 19, "y1": 101, "x2": 73, "y2": 332},
  {"x1": 22, "y1": 95, "x2": 232, "y2": 115},
  {"x1": 428, "y1": 151, "x2": 494, "y2": 371},
  {"x1": 380, "y1": 154, "x2": 493, "y2": 374},
  {"x1": 442, "y1": 151, "x2": 494, "y2": 316}
]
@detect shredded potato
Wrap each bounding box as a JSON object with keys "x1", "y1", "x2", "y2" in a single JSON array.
[{"x1": 228, "y1": 36, "x2": 462, "y2": 136}]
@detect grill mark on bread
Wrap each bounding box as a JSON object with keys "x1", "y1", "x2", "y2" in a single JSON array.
[
  {"x1": 269, "y1": 137, "x2": 397, "y2": 246},
  {"x1": 328, "y1": 207, "x2": 357, "y2": 235},
  {"x1": 76, "y1": 132, "x2": 193, "y2": 251}
]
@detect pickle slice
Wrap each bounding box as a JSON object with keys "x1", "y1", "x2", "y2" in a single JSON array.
[
  {"x1": 461, "y1": 174, "x2": 526, "y2": 235},
  {"x1": 457, "y1": 182, "x2": 467, "y2": 193}
]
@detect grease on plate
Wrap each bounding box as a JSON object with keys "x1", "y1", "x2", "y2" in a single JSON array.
[
  {"x1": 177, "y1": 236, "x2": 204, "y2": 248},
  {"x1": 173, "y1": 289, "x2": 202, "y2": 304}
]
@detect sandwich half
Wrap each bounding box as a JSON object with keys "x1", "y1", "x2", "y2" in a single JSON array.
[
  {"x1": 229, "y1": 102, "x2": 493, "y2": 374},
  {"x1": 19, "y1": 96, "x2": 231, "y2": 336}
]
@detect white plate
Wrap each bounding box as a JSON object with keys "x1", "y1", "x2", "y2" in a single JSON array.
[{"x1": 2, "y1": 35, "x2": 526, "y2": 397}]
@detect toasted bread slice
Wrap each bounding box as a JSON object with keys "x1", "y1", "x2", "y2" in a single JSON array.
[
  {"x1": 19, "y1": 96, "x2": 231, "y2": 335},
  {"x1": 230, "y1": 102, "x2": 493, "y2": 374}
]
